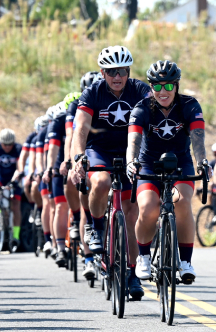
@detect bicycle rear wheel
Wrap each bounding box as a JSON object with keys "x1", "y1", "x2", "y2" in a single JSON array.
[
  {"x1": 196, "y1": 205, "x2": 216, "y2": 247},
  {"x1": 162, "y1": 213, "x2": 176, "y2": 326},
  {"x1": 112, "y1": 211, "x2": 126, "y2": 319},
  {"x1": 72, "y1": 240, "x2": 78, "y2": 282},
  {"x1": 0, "y1": 210, "x2": 5, "y2": 251}
]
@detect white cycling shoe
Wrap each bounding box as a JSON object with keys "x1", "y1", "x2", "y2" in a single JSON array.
[
  {"x1": 135, "y1": 254, "x2": 151, "y2": 280},
  {"x1": 179, "y1": 261, "x2": 196, "y2": 284}
]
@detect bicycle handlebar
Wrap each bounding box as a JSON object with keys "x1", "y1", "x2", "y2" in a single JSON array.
[
  {"x1": 63, "y1": 160, "x2": 72, "y2": 185},
  {"x1": 131, "y1": 167, "x2": 208, "y2": 204},
  {"x1": 47, "y1": 167, "x2": 53, "y2": 193}
]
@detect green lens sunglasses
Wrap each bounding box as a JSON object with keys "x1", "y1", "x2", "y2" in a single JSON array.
[{"x1": 152, "y1": 83, "x2": 176, "y2": 92}]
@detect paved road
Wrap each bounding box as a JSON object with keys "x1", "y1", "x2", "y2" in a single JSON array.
[{"x1": 1, "y1": 248, "x2": 216, "y2": 332}]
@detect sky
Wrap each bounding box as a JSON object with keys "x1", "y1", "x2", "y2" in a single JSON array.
[{"x1": 97, "y1": 0, "x2": 216, "y2": 18}]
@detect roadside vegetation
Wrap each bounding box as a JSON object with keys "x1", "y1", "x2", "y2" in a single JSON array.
[{"x1": 0, "y1": 5, "x2": 216, "y2": 138}]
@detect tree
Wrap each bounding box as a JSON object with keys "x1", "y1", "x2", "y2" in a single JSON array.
[{"x1": 126, "y1": 0, "x2": 137, "y2": 25}]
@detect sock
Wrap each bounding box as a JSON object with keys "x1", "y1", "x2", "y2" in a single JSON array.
[
  {"x1": 130, "y1": 265, "x2": 136, "y2": 278},
  {"x1": 37, "y1": 206, "x2": 42, "y2": 213},
  {"x1": 84, "y1": 209, "x2": 92, "y2": 225},
  {"x1": 91, "y1": 215, "x2": 104, "y2": 230},
  {"x1": 179, "y1": 243, "x2": 193, "y2": 263},
  {"x1": 56, "y1": 238, "x2": 65, "y2": 252},
  {"x1": 137, "y1": 240, "x2": 152, "y2": 256},
  {"x1": 72, "y1": 209, "x2": 80, "y2": 223},
  {"x1": 85, "y1": 253, "x2": 94, "y2": 264},
  {"x1": 13, "y1": 226, "x2": 20, "y2": 240},
  {"x1": 29, "y1": 202, "x2": 35, "y2": 209},
  {"x1": 44, "y1": 232, "x2": 51, "y2": 243}
]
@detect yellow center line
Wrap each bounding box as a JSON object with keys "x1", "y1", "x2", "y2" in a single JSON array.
[{"x1": 143, "y1": 286, "x2": 216, "y2": 330}]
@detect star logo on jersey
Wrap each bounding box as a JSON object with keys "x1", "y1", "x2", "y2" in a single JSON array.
[
  {"x1": 99, "y1": 101, "x2": 132, "y2": 127},
  {"x1": 0, "y1": 155, "x2": 16, "y2": 168},
  {"x1": 150, "y1": 119, "x2": 184, "y2": 140}
]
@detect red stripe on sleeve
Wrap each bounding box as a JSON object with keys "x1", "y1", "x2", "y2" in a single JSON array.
[
  {"x1": 30, "y1": 147, "x2": 36, "y2": 152},
  {"x1": 22, "y1": 147, "x2": 29, "y2": 151},
  {"x1": 49, "y1": 139, "x2": 61, "y2": 147},
  {"x1": 36, "y1": 147, "x2": 44, "y2": 153},
  {"x1": 128, "y1": 125, "x2": 143, "y2": 134},
  {"x1": 190, "y1": 121, "x2": 205, "y2": 131},
  {"x1": 65, "y1": 121, "x2": 73, "y2": 129},
  {"x1": 78, "y1": 106, "x2": 94, "y2": 117}
]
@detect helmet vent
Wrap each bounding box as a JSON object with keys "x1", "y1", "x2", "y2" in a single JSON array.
[
  {"x1": 109, "y1": 55, "x2": 115, "y2": 63},
  {"x1": 121, "y1": 54, "x2": 125, "y2": 62},
  {"x1": 115, "y1": 52, "x2": 119, "y2": 63},
  {"x1": 125, "y1": 55, "x2": 130, "y2": 63},
  {"x1": 105, "y1": 49, "x2": 109, "y2": 53}
]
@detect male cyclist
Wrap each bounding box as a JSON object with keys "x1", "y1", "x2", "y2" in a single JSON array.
[
  {"x1": 71, "y1": 45, "x2": 151, "y2": 299},
  {"x1": 0, "y1": 129, "x2": 22, "y2": 251}
]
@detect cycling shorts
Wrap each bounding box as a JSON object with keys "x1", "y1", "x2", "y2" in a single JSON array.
[
  {"x1": 39, "y1": 181, "x2": 49, "y2": 197},
  {"x1": 52, "y1": 175, "x2": 67, "y2": 204},
  {"x1": 86, "y1": 148, "x2": 131, "y2": 201},
  {"x1": 137, "y1": 160, "x2": 195, "y2": 198}
]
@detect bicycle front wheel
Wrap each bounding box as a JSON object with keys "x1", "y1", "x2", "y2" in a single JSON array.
[
  {"x1": 196, "y1": 205, "x2": 216, "y2": 247},
  {"x1": 112, "y1": 211, "x2": 126, "y2": 319},
  {"x1": 162, "y1": 213, "x2": 176, "y2": 326},
  {"x1": 0, "y1": 210, "x2": 5, "y2": 251},
  {"x1": 73, "y1": 240, "x2": 78, "y2": 282}
]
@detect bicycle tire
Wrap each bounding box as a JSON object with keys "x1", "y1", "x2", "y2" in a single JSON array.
[
  {"x1": 159, "y1": 217, "x2": 165, "y2": 323},
  {"x1": 73, "y1": 240, "x2": 78, "y2": 282},
  {"x1": 104, "y1": 225, "x2": 111, "y2": 301},
  {"x1": 0, "y1": 210, "x2": 5, "y2": 251},
  {"x1": 196, "y1": 205, "x2": 216, "y2": 247},
  {"x1": 67, "y1": 248, "x2": 73, "y2": 271},
  {"x1": 88, "y1": 279, "x2": 94, "y2": 288},
  {"x1": 113, "y1": 211, "x2": 126, "y2": 319},
  {"x1": 162, "y1": 213, "x2": 176, "y2": 326}
]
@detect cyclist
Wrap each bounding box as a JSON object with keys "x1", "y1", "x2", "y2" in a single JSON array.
[
  {"x1": 42, "y1": 102, "x2": 69, "y2": 267},
  {"x1": 126, "y1": 60, "x2": 211, "y2": 283},
  {"x1": 71, "y1": 45, "x2": 151, "y2": 298},
  {"x1": 0, "y1": 128, "x2": 22, "y2": 251}
]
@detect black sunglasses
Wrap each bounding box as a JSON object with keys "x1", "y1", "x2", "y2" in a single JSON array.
[{"x1": 104, "y1": 67, "x2": 129, "y2": 77}]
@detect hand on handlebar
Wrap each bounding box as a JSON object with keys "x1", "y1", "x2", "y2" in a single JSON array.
[
  {"x1": 74, "y1": 157, "x2": 90, "y2": 179},
  {"x1": 126, "y1": 160, "x2": 141, "y2": 184},
  {"x1": 42, "y1": 168, "x2": 54, "y2": 184}
]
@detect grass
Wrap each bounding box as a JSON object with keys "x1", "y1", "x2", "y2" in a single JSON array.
[{"x1": 0, "y1": 10, "x2": 216, "y2": 125}]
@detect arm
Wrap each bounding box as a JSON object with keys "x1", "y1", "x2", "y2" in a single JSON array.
[
  {"x1": 64, "y1": 127, "x2": 73, "y2": 161},
  {"x1": 47, "y1": 144, "x2": 59, "y2": 169},
  {"x1": 190, "y1": 128, "x2": 206, "y2": 165},
  {"x1": 126, "y1": 132, "x2": 142, "y2": 164},
  {"x1": 70, "y1": 110, "x2": 91, "y2": 161},
  {"x1": 18, "y1": 150, "x2": 29, "y2": 173},
  {"x1": 36, "y1": 152, "x2": 44, "y2": 174},
  {"x1": 28, "y1": 150, "x2": 36, "y2": 175}
]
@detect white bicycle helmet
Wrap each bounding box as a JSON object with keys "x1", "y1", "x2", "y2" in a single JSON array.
[
  {"x1": 34, "y1": 117, "x2": 41, "y2": 132},
  {"x1": 38, "y1": 115, "x2": 49, "y2": 127},
  {"x1": 98, "y1": 45, "x2": 133, "y2": 68},
  {"x1": 53, "y1": 101, "x2": 66, "y2": 119},
  {"x1": 92, "y1": 72, "x2": 103, "y2": 84},
  {"x1": 46, "y1": 106, "x2": 55, "y2": 121},
  {"x1": 0, "y1": 128, "x2": 15, "y2": 145},
  {"x1": 212, "y1": 143, "x2": 216, "y2": 152}
]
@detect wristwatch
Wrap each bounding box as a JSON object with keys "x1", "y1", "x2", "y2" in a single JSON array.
[{"x1": 74, "y1": 153, "x2": 85, "y2": 162}]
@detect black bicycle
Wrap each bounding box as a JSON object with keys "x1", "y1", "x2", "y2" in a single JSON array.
[
  {"x1": 196, "y1": 188, "x2": 216, "y2": 247},
  {"x1": 131, "y1": 152, "x2": 208, "y2": 325}
]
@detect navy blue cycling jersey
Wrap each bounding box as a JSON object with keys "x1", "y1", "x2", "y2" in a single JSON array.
[
  {"x1": 0, "y1": 143, "x2": 22, "y2": 185},
  {"x1": 78, "y1": 78, "x2": 151, "y2": 154},
  {"x1": 47, "y1": 100, "x2": 78, "y2": 169},
  {"x1": 36, "y1": 126, "x2": 48, "y2": 153},
  {"x1": 30, "y1": 134, "x2": 38, "y2": 153},
  {"x1": 22, "y1": 131, "x2": 37, "y2": 152},
  {"x1": 128, "y1": 95, "x2": 205, "y2": 165}
]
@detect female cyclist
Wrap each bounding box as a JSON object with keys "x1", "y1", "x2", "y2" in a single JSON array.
[{"x1": 126, "y1": 60, "x2": 211, "y2": 283}]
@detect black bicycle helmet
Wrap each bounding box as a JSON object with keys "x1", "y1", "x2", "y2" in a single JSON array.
[
  {"x1": 147, "y1": 60, "x2": 181, "y2": 83},
  {"x1": 80, "y1": 71, "x2": 99, "y2": 92}
]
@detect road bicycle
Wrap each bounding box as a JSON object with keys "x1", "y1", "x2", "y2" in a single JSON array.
[
  {"x1": 81, "y1": 156, "x2": 132, "y2": 319},
  {"x1": 0, "y1": 174, "x2": 25, "y2": 253},
  {"x1": 131, "y1": 152, "x2": 208, "y2": 325},
  {"x1": 196, "y1": 188, "x2": 216, "y2": 247}
]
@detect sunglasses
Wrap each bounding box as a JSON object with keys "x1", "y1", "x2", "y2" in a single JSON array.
[
  {"x1": 152, "y1": 83, "x2": 176, "y2": 92},
  {"x1": 104, "y1": 67, "x2": 129, "y2": 77}
]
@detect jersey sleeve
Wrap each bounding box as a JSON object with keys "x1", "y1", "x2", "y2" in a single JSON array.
[
  {"x1": 128, "y1": 101, "x2": 146, "y2": 134},
  {"x1": 16, "y1": 144, "x2": 22, "y2": 160},
  {"x1": 187, "y1": 99, "x2": 205, "y2": 131},
  {"x1": 22, "y1": 132, "x2": 36, "y2": 152},
  {"x1": 48, "y1": 119, "x2": 62, "y2": 147},
  {"x1": 77, "y1": 88, "x2": 94, "y2": 117},
  {"x1": 30, "y1": 136, "x2": 37, "y2": 152},
  {"x1": 65, "y1": 100, "x2": 78, "y2": 129},
  {"x1": 36, "y1": 128, "x2": 46, "y2": 153}
]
